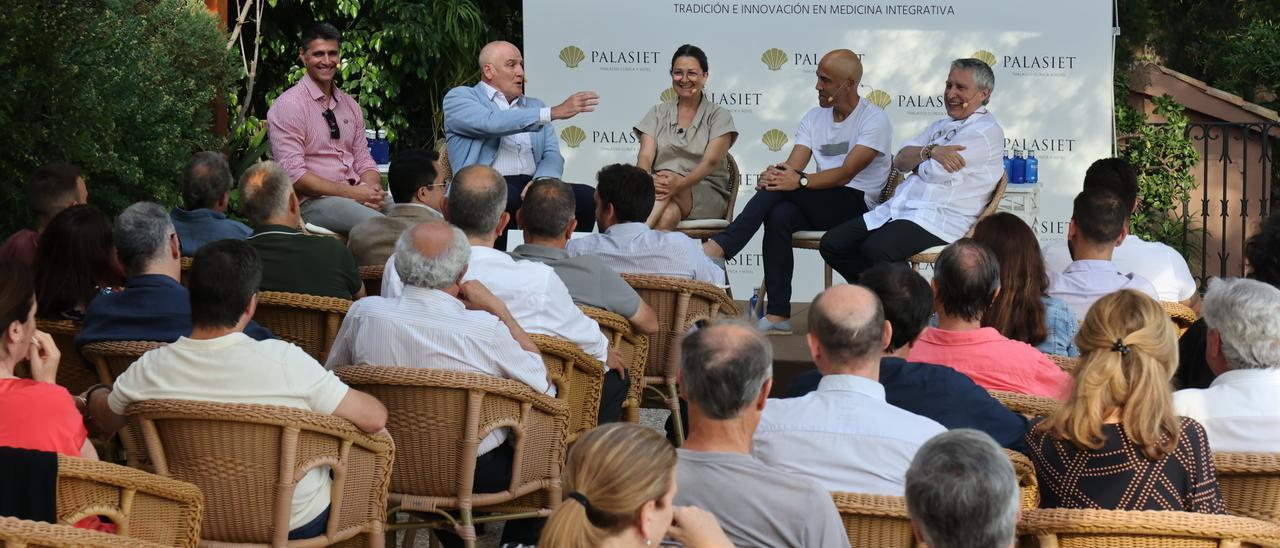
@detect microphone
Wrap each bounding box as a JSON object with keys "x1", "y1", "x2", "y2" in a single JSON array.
[
  {"x1": 962, "y1": 101, "x2": 969, "y2": 108},
  {"x1": 825, "y1": 81, "x2": 849, "y2": 102}
]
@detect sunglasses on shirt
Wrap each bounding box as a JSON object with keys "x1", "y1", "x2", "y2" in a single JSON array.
[{"x1": 322, "y1": 108, "x2": 340, "y2": 140}]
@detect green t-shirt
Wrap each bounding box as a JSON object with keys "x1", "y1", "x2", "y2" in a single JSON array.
[{"x1": 246, "y1": 225, "x2": 361, "y2": 299}]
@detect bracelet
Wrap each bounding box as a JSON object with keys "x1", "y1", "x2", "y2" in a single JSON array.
[
  {"x1": 922, "y1": 144, "x2": 937, "y2": 161},
  {"x1": 80, "y1": 383, "x2": 110, "y2": 422}
]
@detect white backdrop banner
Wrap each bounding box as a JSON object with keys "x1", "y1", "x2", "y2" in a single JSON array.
[{"x1": 523, "y1": 0, "x2": 1113, "y2": 301}]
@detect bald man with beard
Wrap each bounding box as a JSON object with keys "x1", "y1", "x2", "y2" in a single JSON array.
[
  {"x1": 443, "y1": 40, "x2": 601, "y2": 249},
  {"x1": 704, "y1": 49, "x2": 893, "y2": 334}
]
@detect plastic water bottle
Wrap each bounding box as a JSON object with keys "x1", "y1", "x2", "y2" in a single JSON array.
[
  {"x1": 1003, "y1": 149, "x2": 1012, "y2": 180},
  {"x1": 1010, "y1": 149, "x2": 1026, "y2": 184},
  {"x1": 747, "y1": 288, "x2": 766, "y2": 319},
  {"x1": 1025, "y1": 149, "x2": 1039, "y2": 184}
]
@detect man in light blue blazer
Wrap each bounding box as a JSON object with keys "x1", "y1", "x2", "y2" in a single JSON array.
[{"x1": 444, "y1": 40, "x2": 599, "y2": 249}]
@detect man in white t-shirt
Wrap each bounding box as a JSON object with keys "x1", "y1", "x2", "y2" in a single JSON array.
[
  {"x1": 821, "y1": 58, "x2": 1005, "y2": 286},
  {"x1": 703, "y1": 49, "x2": 892, "y2": 334},
  {"x1": 1042, "y1": 158, "x2": 1197, "y2": 305},
  {"x1": 82, "y1": 240, "x2": 388, "y2": 540}
]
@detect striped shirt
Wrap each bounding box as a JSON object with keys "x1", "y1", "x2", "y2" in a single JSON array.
[{"x1": 566, "y1": 222, "x2": 726, "y2": 285}]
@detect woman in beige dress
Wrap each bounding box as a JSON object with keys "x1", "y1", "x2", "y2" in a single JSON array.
[{"x1": 635, "y1": 44, "x2": 738, "y2": 230}]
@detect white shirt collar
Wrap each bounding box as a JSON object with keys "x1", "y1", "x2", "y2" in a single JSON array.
[
  {"x1": 1210, "y1": 368, "x2": 1280, "y2": 387},
  {"x1": 815, "y1": 374, "x2": 886, "y2": 401},
  {"x1": 478, "y1": 80, "x2": 522, "y2": 107},
  {"x1": 604, "y1": 222, "x2": 650, "y2": 236}
]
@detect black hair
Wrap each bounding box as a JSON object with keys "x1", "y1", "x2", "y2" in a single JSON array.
[
  {"x1": 34, "y1": 204, "x2": 118, "y2": 318},
  {"x1": 934, "y1": 239, "x2": 1001, "y2": 322},
  {"x1": 595, "y1": 164, "x2": 655, "y2": 224},
  {"x1": 301, "y1": 22, "x2": 341, "y2": 49},
  {"x1": 520, "y1": 179, "x2": 576, "y2": 238},
  {"x1": 27, "y1": 163, "x2": 82, "y2": 221},
  {"x1": 1082, "y1": 158, "x2": 1139, "y2": 212},
  {"x1": 189, "y1": 240, "x2": 262, "y2": 329},
  {"x1": 1072, "y1": 187, "x2": 1129, "y2": 244},
  {"x1": 808, "y1": 288, "x2": 885, "y2": 363},
  {"x1": 181, "y1": 152, "x2": 232, "y2": 210},
  {"x1": 0, "y1": 261, "x2": 34, "y2": 332},
  {"x1": 447, "y1": 165, "x2": 507, "y2": 238},
  {"x1": 672, "y1": 44, "x2": 709, "y2": 72},
  {"x1": 860, "y1": 262, "x2": 933, "y2": 351},
  {"x1": 388, "y1": 148, "x2": 441, "y2": 204},
  {"x1": 1246, "y1": 212, "x2": 1280, "y2": 287}
]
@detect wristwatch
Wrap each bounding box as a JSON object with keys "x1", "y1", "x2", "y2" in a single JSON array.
[{"x1": 797, "y1": 171, "x2": 809, "y2": 189}]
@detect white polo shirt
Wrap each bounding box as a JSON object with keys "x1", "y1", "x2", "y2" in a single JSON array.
[
  {"x1": 794, "y1": 101, "x2": 893, "y2": 209},
  {"x1": 1042, "y1": 235, "x2": 1197, "y2": 302}
]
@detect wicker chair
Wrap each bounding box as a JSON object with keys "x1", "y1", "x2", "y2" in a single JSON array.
[
  {"x1": 1215, "y1": 452, "x2": 1280, "y2": 525},
  {"x1": 1162, "y1": 301, "x2": 1198, "y2": 336},
  {"x1": 1005, "y1": 449, "x2": 1041, "y2": 510},
  {"x1": 0, "y1": 515, "x2": 169, "y2": 548},
  {"x1": 438, "y1": 143, "x2": 453, "y2": 178},
  {"x1": 621, "y1": 274, "x2": 738, "y2": 445},
  {"x1": 579, "y1": 305, "x2": 649, "y2": 423},
  {"x1": 33, "y1": 319, "x2": 97, "y2": 395},
  {"x1": 56, "y1": 454, "x2": 203, "y2": 547},
  {"x1": 335, "y1": 366, "x2": 568, "y2": 548},
  {"x1": 908, "y1": 174, "x2": 1009, "y2": 271},
  {"x1": 675, "y1": 153, "x2": 741, "y2": 241},
  {"x1": 530, "y1": 334, "x2": 605, "y2": 443},
  {"x1": 1049, "y1": 354, "x2": 1079, "y2": 373},
  {"x1": 989, "y1": 389, "x2": 1061, "y2": 418},
  {"x1": 1016, "y1": 508, "x2": 1280, "y2": 547},
  {"x1": 79, "y1": 340, "x2": 166, "y2": 468},
  {"x1": 126, "y1": 399, "x2": 394, "y2": 547},
  {"x1": 829, "y1": 492, "x2": 920, "y2": 548},
  {"x1": 357, "y1": 265, "x2": 383, "y2": 297},
  {"x1": 252, "y1": 291, "x2": 351, "y2": 363}
]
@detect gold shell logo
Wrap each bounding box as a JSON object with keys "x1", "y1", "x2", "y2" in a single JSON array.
[
  {"x1": 660, "y1": 87, "x2": 676, "y2": 103},
  {"x1": 867, "y1": 89, "x2": 891, "y2": 109},
  {"x1": 560, "y1": 125, "x2": 586, "y2": 148},
  {"x1": 761, "y1": 129, "x2": 788, "y2": 152},
  {"x1": 559, "y1": 46, "x2": 585, "y2": 69},
  {"x1": 761, "y1": 48, "x2": 787, "y2": 71},
  {"x1": 971, "y1": 50, "x2": 997, "y2": 66}
]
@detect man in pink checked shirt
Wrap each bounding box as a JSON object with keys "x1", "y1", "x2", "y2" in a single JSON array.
[{"x1": 267, "y1": 22, "x2": 385, "y2": 236}]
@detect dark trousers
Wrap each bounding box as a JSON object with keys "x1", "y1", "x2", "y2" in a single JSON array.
[
  {"x1": 819, "y1": 217, "x2": 945, "y2": 283},
  {"x1": 435, "y1": 443, "x2": 543, "y2": 547},
  {"x1": 287, "y1": 506, "x2": 330, "y2": 540},
  {"x1": 598, "y1": 368, "x2": 629, "y2": 424},
  {"x1": 499, "y1": 175, "x2": 596, "y2": 251},
  {"x1": 710, "y1": 187, "x2": 866, "y2": 317}
]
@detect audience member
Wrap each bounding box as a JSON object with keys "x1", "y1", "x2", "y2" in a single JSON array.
[
  {"x1": 566, "y1": 163, "x2": 725, "y2": 285},
  {"x1": 539, "y1": 422, "x2": 733, "y2": 548},
  {"x1": 1047, "y1": 187, "x2": 1159, "y2": 321},
  {"x1": 1025, "y1": 289, "x2": 1225, "y2": 513},
  {"x1": 786, "y1": 262, "x2": 1030, "y2": 451},
  {"x1": 170, "y1": 151, "x2": 252, "y2": 255},
  {"x1": 347, "y1": 148, "x2": 445, "y2": 266},
  {"x1": 1043, "y1": 158, "x2": 1196, "y2": 305},
  {"x1": 1178, "y1": 212, "x2": 1280, "y2": 389},
  {"x1": 973, "y1": 212, "x2": 1078, "y2": 357},
  {"x1": 76, "y1": 202, "x2": 270, "y2": 350},
  {"x1": 511, "y1": 179, "x2": 658, "y2": 335},
  {"x1": 1, "y1": 164, "x2": 87, "y2": 267},
  {"x1": 83, "y1": 240, "x2": 388, "y2": 539},
  {"x1": 33, "y1": 204, "x2": 124, "y2": 320},
  {"x1": 240, "y1": 161, "x2": 364, "y2": 299},
  {"x1": 381, "y1": 165, "x2": 621, "y2": 419},
  {"x1": 905, "y1": 430, "x2": 1018, "y2": 548},
  {"x1": 754, "y1": 284, "x2": 945, "y2": 495},
  {"x1": 675, "y1": 321, "x2": 849, "y2": 547},
  {"x1": 909, "y1": 239, "x2": 1070, "y2": 399},
  {"x1": 1174, "y1": 278, "x2": 1280, "y2": 452},
  {"x1": 0, "y1": 262, "x2": 96, "y2": 459}
]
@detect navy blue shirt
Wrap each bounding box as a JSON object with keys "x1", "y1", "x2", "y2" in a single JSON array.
[
  {"x1": 75, "y1": 275, "x2": 273, "y2": 355},
  {"x1": 785, "y1": 356, "x2": 1030, "y2": 452},
  {"x1": 170, "y1": 207, "x2": 252, "y2": 256}
]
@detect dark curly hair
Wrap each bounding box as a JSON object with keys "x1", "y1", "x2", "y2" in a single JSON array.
[{"x1": 1246, "y1": 212, "x2": 1280, "y2": 287}]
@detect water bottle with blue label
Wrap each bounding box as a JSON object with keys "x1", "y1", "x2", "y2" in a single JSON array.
[
  {"x1": 1003, "y1": 149, "x2": 1012, "y2": 180},
  {"x1": 1025, "y1": 149, "x2": 1039, "y2": 184},
  {"x1": 1010, "y1": 149, "x2": 1026, "y2": 184}
]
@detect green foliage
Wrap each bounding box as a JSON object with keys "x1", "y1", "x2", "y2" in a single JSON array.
[
  {"x1": 1116, "y1": 94, "x2": 1202, "y2": 261},
  {"x1": 0, "y1": 0, "x2": 234, "y2": 236}
]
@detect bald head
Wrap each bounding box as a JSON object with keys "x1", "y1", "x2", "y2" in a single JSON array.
[
  {"x1": 819, "y1": 49, "x2": 863, "y2": 86},
  {"x1": 808, "y1": 284, "x2": 887, "y2": 368},
  {"x1": 934, "y1": 238, "x2": 1000, "y2": 321},
  {"x1": 479, "y1": 41, "x2": 520, "y2": 68},
  {"x1": 393, "y1": 219, "x2": 470, "y2": 290},
  {"x1": 237, "y1": 160, "x2": 293, "y2": 226},
  {"x1": 680, "y1": 321, "x2": 773, "y2": 420},
  {"x1": 478, "y1": 40, "x2": 525, "y2": 99},
  {"x1": 447, "y1": 165, "x2": 507, "y2": 238}
]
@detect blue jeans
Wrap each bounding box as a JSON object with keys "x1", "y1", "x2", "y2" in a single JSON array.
[{"x1": 288, "y1": 506, "x2": 330, "y2": 540}]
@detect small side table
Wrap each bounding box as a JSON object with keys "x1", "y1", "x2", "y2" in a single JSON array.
[{"x1": 998, "y1": 183, "x2": 1039, "y2": 226}]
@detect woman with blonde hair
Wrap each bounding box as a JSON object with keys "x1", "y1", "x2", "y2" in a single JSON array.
[
  {"x1": 539, "y1": 423, "x2": 732, "y2": 548},
  {"x1": 1024, "y1": 289, "x2": 1225, "y2": 513}
]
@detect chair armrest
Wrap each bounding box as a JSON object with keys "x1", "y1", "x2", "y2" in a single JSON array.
[{"x1": 1017, "y1": 508, "x2": 1280, "y2": 544}]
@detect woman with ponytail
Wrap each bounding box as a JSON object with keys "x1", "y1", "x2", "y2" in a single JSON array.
[
  {"x1": 1024, "y1": 289, "x2": 1225, "y2": 513},
  {"x1": 539, "y1": 423, "x2": 733, "y2": 548}
]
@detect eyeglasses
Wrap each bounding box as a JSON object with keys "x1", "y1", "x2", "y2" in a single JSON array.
[
  {"x1": 669, "y1": 69, "x2": 703, "y2": 79},
  {"x1": 322, "y1": 108, "x2": 340, "y2": 140}
]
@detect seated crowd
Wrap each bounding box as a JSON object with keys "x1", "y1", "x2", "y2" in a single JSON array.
[{"x1": 2, "y1": 30, "x2": 1278, "y2": 546}]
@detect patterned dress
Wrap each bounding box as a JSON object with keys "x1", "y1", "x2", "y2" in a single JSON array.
[{"x1": 1024, "y1": 416, "x2": 1226, "y2": 513}]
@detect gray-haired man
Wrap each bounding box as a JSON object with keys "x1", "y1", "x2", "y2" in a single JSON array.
[
  {"x1": 906, "y1": 429, "x2": 1018, "y2": 548},
  {"x1": 674, "y1": 321, "x2": 850, "y2": 548}
]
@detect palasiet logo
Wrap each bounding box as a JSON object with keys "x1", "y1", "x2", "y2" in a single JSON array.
[
  {"x1": 762, "y1": 129, "x2": 788, "y2": 152},
  {"x1": 867, "y1": 89, "x2": 891, "y2": 109},
  {"x1": 559, "y1": 46, "x2": 585, "y2": 69},
  {"x1": 660, "y1": 87, "x2": 677, "y2": 103},
  {"x1": 971, "y1": 50, "x2": 997, "y2": 66},
  {"x1": 761, "y1": 48, "x2": 787, "y2": 71},
  {"x1": 560, "y1": 126, "x2": 586, "y2": 148}
]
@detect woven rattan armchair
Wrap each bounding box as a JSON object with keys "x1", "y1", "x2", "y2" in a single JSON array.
[
  {"x1": 0, "y1": 515, "x2": 169, "y2": 548},
  {"x1": 1215, "y1": 452, "x2": 1280, "y2": 525},
  {"x1": 579, "y1": 306, "x2": 649, "y2": 423},
  {"x1": 335, "y1": 366, "x2": 568, "y2": 548},
  {"x1": 530, "y1": 334, "x2": 605, "y2": 443},
  {"x1": 908, "y1": 174, "x2": 1009, "y2": 271},
  {"x1": 1049, "y1": 354, "x2": 1079, "y2": 373},
  {"x1": 126, "y1": 399, "x2": 394, "y2": 547},
  {"x1": 1005, "y1": 449, "x2": 1041, "y2": 510},
  {"x1": 1016, "y1": 508, "x2": 1280, "y2": 547},
  {"x1": 80, "y1": 341, "x2": 165, "y2": 386},
  {"x1": 675, "y1": 153, "x2": 741, "y2": 241},
  {"x1": 357, "y1": 265, "x2": 383, "y2": 297},
  {"x1": 621, "y1": 273, "x2": 738, "y2": 445},
  {"x1": 32, "y1": 319, "x2": 97, "y2": 395},
  {"x1": 56, "y1": 454, "x2": 203, "y2": 547},
  {"x1": 1162, "y1": 301, "x2": 1198, "y2": 336},
  {"x1": 989, "y1": 389, "x2": 1061, "y2": 418},
  {"x1": 829, "y1": 492, "x2": 920, "y2": 548},
  {"x1": 252, "y1": 291, "x2": 351, "y2": 363}
]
